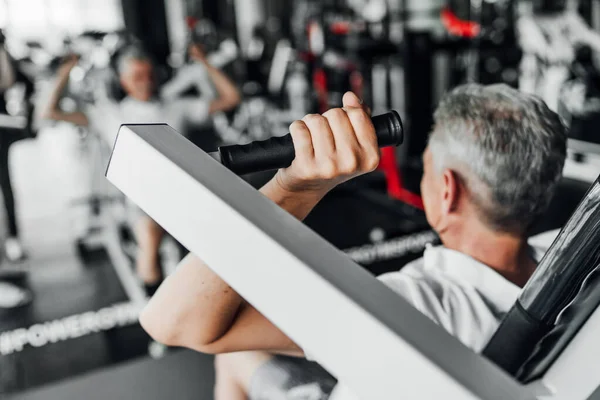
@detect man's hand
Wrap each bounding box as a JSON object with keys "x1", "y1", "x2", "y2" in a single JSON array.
[
  {"x1": 189, "y1": 43, "x2": 208, "y2": 64},
  {"x1": 274, "y1": 92, "x2": 380, "y2": 197}
]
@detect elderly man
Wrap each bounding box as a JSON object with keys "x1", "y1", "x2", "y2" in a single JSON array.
[
  {"x1": 43, "y1": 44, "x2": 240, "y2": 295},
  {"x1": 139, "y1": 85, "x2": 567, "y2": 400}
]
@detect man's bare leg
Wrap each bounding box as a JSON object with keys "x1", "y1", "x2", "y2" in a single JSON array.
[
  {"x1": 214, "y1": 352, "x2": 273, "y2": 400},
  {"x1": 134, "y1": 216, "x2": 165, "y2": 290}
]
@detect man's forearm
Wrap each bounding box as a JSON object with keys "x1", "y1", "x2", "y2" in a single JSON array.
[
  {"x1": 202, "y1": 61, "x2": 241, "y2": 113},
  {"x1": 43, "y1": 72, "x2": 70, "y2": 118},
  {"x1": 140, "y1": 177, "x2": 323, "y2": 348},
  {"x1": 140, "y1": 253, "x2": 243, "y2": 348},
  {"x1": 41, "y1": 65, "x2": 89, "y2": 126}
]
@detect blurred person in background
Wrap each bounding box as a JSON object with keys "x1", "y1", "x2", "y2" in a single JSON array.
[
  {"x1": 518, "y1": 0, "x2": 600, "y2": 111},
  {"x1": 43, "y1": 43, "x2": 241, "y2": 296},
  {"x1": 0, "y1": 29, "x2": 34, "y2": 308}
]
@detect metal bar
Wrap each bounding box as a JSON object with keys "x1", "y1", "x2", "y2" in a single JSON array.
[
  {"x1": 106, "y1": 123, "x2": 529, "y2": 400},
  {"x1": 101, "y1": 222, "x2": 147, "y2": 304}
]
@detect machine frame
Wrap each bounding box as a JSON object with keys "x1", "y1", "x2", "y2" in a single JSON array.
[{"x1": 106, "y1": 123, "x2": 600, "y2": 400}]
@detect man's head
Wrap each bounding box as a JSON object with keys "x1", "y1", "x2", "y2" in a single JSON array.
[
  {"x1": 117, "y1": 46, "x2": 155, "y2": 102},
  {"x1": 421, "y1": 84, "x2": 567, "y2": 240}
]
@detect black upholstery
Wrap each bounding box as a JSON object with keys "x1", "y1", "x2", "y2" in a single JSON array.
[
  {"x1": 517, "y1": 262, "x2": 600, "y2": 383},
  {"x1": 482, "y1": 302, "x2": 553, "y2": 376},
  {"x1": 484, "y1": 176, "x2": 600, "y2": 379},
  {"x1": 530, "y1": 178, "x2": 593, "y2": 236}
]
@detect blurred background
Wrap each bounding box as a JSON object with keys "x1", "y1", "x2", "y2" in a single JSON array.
[{"x1": 0, "y1": 0, "x2": 598, "y2": 398}]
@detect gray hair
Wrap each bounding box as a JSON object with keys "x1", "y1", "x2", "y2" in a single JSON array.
[
  {"x1": 116, "y1": 46, "x2": 152, "y2": 76},
  {"x1": 428, "y1": 84, "x2": 567, "y2": 234}
]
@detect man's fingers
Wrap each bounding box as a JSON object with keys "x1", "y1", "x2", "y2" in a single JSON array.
[
  {"x1": 344, "y1": 108, "x2": 379, "y2": 169},
  {"x1": 342, "y1": 91, "x2": 371, "y2": 115},
  {"x1": 289, "y1": 120, "x2": 314, "y2": 162},
  {"x1": 302, "y1": 114, "x2": 336, "y2": 158},
  {"x1": 342, "y1": 92, "x2": 362, "y2": 109},
  {"x1": 322, "y1": 108, "x2": 360, "y2": 160}
]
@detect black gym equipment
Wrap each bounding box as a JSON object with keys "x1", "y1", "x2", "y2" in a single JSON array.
[
  {"x1": 212, "y1": 110, "x2": 403, "y2": 175},
  {"x1": 483, "y1": 176, "x2": 600, "y2": 380}
]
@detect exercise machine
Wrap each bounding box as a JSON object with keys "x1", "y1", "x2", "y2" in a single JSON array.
[{"x1": 106, "y1": 118, "x2": 600, "y2": 398}]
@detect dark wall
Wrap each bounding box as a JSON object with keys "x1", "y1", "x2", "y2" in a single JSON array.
[
  {"x1": 121, "y1": 0, "x2": 171, "y2": 67},
  {"x1": 200, "y1": 0, "x2": 236, "y2": 33}
]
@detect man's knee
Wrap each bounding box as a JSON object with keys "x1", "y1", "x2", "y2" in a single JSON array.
[
  {"x1": 214, "y1": 353, "x2": 233, "y2": 377},
  {"x1": 215, "y1": 352, "x2": 273, "y2": 389}
]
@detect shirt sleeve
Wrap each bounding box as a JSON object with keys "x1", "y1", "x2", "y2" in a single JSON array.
[{"x1": 377, "y1": 273, "x2": 438, "y2": 320}]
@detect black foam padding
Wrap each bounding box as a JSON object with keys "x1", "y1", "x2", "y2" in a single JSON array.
[
  {"x1": 221, "y1": 134, "x2": 295, "y2": 175},
  {"x1": 520, "y1": 178, "x2": 600, "y2": 324},
  {"x1": 482, "y1": 301, "x2": 553, "y2": 376},
  {"x1": 517, "y1": 263, "x2": 600, "y2": 383},
  {"x1": 484, "y1": 176, "x2": 600, "y2": 378},
  {"x1": 218, "y1": 111, "x2": 404, "y2": 175},
  {"x1": 372, "y1": 110, "x2": 404, "y2": 147}
]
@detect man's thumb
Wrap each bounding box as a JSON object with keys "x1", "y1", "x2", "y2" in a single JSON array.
[{"x1": 342, "y1": 91, "x2": 362, "y2": 108}]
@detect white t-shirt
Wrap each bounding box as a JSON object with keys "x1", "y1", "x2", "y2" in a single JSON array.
[
  {"x1": 87, "y1": 63, "x2": 212, "y2": 146},
  {"x1": 328, "y1": 241, "x2": 549, "y2": 400}
]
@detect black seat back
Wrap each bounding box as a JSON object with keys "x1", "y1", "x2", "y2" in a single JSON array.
[
  {"x1": 483, "y1": 176, "x2": 600, "y2": 378},
  {"x1": 517, "y1": 262, "x2": 600, "y2": 383}
]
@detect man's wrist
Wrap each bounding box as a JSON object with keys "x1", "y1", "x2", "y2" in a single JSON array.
[
  {"x1": 274, "y1": 174, "x2": 329, "y2": 203},
  {"x1": 192, "y1": 57, "x2": 209, "y2": 66},
  {"x1": 260, "y1": 177, "x2": 327, "y2": 219}
]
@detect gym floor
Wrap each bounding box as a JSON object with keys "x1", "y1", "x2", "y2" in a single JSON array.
[{"x1": 0, "y1": 125, "x2": 184, "y2": 395}]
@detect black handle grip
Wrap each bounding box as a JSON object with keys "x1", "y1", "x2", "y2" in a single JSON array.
[{"x1": 219, "y1": 111, "x2": 404, "y2": 175}]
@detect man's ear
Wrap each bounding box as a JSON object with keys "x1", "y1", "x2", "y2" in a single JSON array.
[{"x1": 441, "y1": 169, "x2": 460, "y2": 216}]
